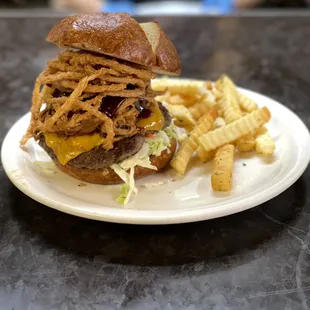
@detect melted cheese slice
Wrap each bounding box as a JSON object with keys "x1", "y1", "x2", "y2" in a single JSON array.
[
  {"x1": 44, "y1": 133, "x2": 106, "y2": 166},
  {"x1": 137, "y1": 102, "x2": 165, "y2": 131}
]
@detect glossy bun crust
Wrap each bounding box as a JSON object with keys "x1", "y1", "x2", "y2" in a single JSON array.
[
  {"x1": 47, "y1": 13, "x2": 156, "y2": 67},
  {"x1": 46, "y1": 13, "x2": 181, "y2": 75}
]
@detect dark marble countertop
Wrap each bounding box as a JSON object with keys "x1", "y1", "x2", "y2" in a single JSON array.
[{"x1": 1, "y1": 13, "x2": 310, "y2": 310}]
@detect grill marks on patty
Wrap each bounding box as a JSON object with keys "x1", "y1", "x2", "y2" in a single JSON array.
[{"x1": 39, "y1": 103, "x2": 172, "y2": 169}]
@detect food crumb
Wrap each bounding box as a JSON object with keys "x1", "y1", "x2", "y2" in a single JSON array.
[
  {"x1": 143, "y1": 181, "x2": 166, "y2": 189},
  {"x1": 78, "y1": 183, "x2": 87, "y2": 187},
  {"x1": 243, "y1": 163, "x2": 247, "y2": 167}
]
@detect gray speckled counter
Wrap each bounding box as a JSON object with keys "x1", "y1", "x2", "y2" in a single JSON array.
[{"x1": 0, "y1": 13, "x2": 310, "y2": 310}]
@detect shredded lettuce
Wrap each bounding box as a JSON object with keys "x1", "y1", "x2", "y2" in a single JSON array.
[
  {"x1": 111, "y1": 143, "x2": 157, "y2": 205},
  {"x1": 168, "y1": 124, "x2": 189, "y2": 143},
  {"x1": 146, "y1": 130, "x2": 171, "y2": 156},
  {"x1": 120, "y1": 143, "x2": 157, "y2": 171},
  {"x1": 111, "y1": 165, "x2": 138, "y2": 205},
  {"x1": 116, "y1": 183, "x2": 130, "y2": 204},
  {"x1": 114, "y1": 167, "x2": 137, "y2": 204},
  {"x1": 111, "y1": 127, "x2": 176, "y2": 204},
  {"x1": 110, "y1": 163, "x2": 130, "y2": 184},
  {"x1": 163, "y1": 124, "x2": 177, "y2": 140}
]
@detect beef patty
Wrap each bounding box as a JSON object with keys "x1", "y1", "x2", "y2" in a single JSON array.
[
  {"x1": 158, "y1": 102, "x2": 171, "y2": 128},
  {"x1": 39, "y1": 134, "x2": 145, "y2": 169},
  {"x1": 39, "y1": 102, "x2": 171, "y2": 169}
]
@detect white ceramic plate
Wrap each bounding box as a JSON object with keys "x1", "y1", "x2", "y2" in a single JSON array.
[{"x1": 2, "y1": 87, "x2": 310, "y2": 224}]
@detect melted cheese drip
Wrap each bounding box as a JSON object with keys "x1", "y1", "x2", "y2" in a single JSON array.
[
  {"x1": 44, "y1": 133, "x2": 106, "y2": 165},
  {"x1": 137, "y1": 102, "x2": 165, "y2": 131}
]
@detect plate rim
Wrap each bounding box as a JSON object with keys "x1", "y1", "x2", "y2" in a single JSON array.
[{"x1": 2, "y1": 87, "x2": 310, "y2": 225}]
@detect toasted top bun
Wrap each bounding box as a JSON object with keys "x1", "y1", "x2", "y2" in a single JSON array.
[
  {"x1": 55, "y1": 139, "x2": 176, "y2": 185},
  {"x1": 140, "y1": 22, "x2": 181, "y2": 76},
  {"x1": 47, "y1": 13, "x2": 156, "y2": 67},
  {"x1": 46, "y1": 13, "x2": 181, "y2": 76}
]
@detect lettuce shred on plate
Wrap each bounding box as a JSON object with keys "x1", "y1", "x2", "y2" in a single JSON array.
[
  {"x1": 33, "y1": 161, "x2": 57, "y2": 175},
  {"x1": 111, "y1": 125, "x2": 176, "y2": 204}
]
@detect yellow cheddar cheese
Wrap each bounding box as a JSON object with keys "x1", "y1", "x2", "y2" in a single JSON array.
[
  {"x1": 137, "y1": 102, "x2": 165, "y2": 131},
  {"x1": 44, "y1": 132, "x2": 106, "y2": 165}
]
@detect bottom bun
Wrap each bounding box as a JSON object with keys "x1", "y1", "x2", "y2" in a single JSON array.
[{"x1": 56, "y1": 139, "x2": 177, "y2": 185}]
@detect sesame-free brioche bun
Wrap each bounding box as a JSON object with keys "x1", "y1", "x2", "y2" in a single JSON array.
[
  {"x1": 46, "y1": 13, "x2": 181, "y2": 76},
  {"x1": 55, "y1": 139, "x2": 176, "y2": 185},
  {"x1": 140, "y1": 22, "x2": 181, "y2": 76}
]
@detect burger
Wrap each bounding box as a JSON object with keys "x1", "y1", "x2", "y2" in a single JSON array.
[{"x1": 20, "y1": 13, "x2": 181, "y2": 204}]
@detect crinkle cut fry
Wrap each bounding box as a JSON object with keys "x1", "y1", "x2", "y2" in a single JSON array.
[
  {"x1": 212, "y1": 144, "x2": 235, "y2": 191},
  {"x1": 198, "y1": 107, "x2": 271, "y2": 152},
  {"x1": 170, "y1": 113, "x2": 216, "y2": 175}
]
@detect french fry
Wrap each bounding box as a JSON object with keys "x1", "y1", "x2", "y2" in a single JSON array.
[
  {"x1": 213, "y1": 89, "x2": 223, "y2": 106},
  {"x1": 218, "y1": 78, "x2": 254, "y2": 149},
  {"x1": 155, "y1": 95, "x2": 166, "y2": 102},
  {"x1": 205, "y1": 81, "x2": 213, "y2": 91},
  {"x1": 170, "y1": 139, "x2": 198, "y2": 175},
  {"x1": 214, "y1": 117, "x2": 226, "y2": 129},
  {"x1": 201, "y1": 92, "x2": 218, "y2": 109},
  {"x1": 168, "y1": 83, "x2": 204, "y2": 97},
  {"x1": 256, "y1": 126, "x2": 268, "y2": 135},
  {"x1": 197, "y1": 147, "x2": 214, "y2": 163},
  {"x1": 189, "y1": 101, "x2": 209, "y2": 120},
  {"x1": 169, "y1": 94, "x2": 187, "y2": 105},
  {"x1": 170, "y1": 114, "x2": 215, "y2": 175},
  {"x1": 152, "y1": 80, "x2": 204, "y2": 97},
  {"x1": 192, "y1": 114, "x2": 215, "y2": 138},
  {"x1": 198, "y1": 107, "x2": 271, "y2": 152},
  {"x1": 155, "y1": 90, "x2": 174, "y2": 103},
  {"x1": 219, "y1": 75, "x2": 243, "y2": 124},
  {"x1": 155, "y1": 77, "x2": 276, "y2": 193},
  {"x1": 215, "y1": 79, "x2": 221, "y2": 90},
  {"x1": 151, "y1": 78, "x2": 169, "y2": 91},
  {"x1": 198, "y1": 108, "x2": 218, "y2": 123},
  {"x1": 255, "y1": 127, "x2": 275, "y2": 156},
  {"x1": 167, "y1": 105, "x2": 196, "y2": 129},
  {"x1": 217, "y1": 108, "x2": 224, "y2": 117},
  {"x1": 238, "y1": 92, "x2": 258, "y2": 112},
  {"x1": 197, "y1": 113, "x2": 224, "y2": 162},
  {"x1": 211, "y1": 144, "x2": 235, "y2": 191},
  {"x1": 168, "y1": 94, "x2": 199, "y2": 107},
  {"x1": 236, "y1": 134, "x2": 256, "y2": 152}
]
